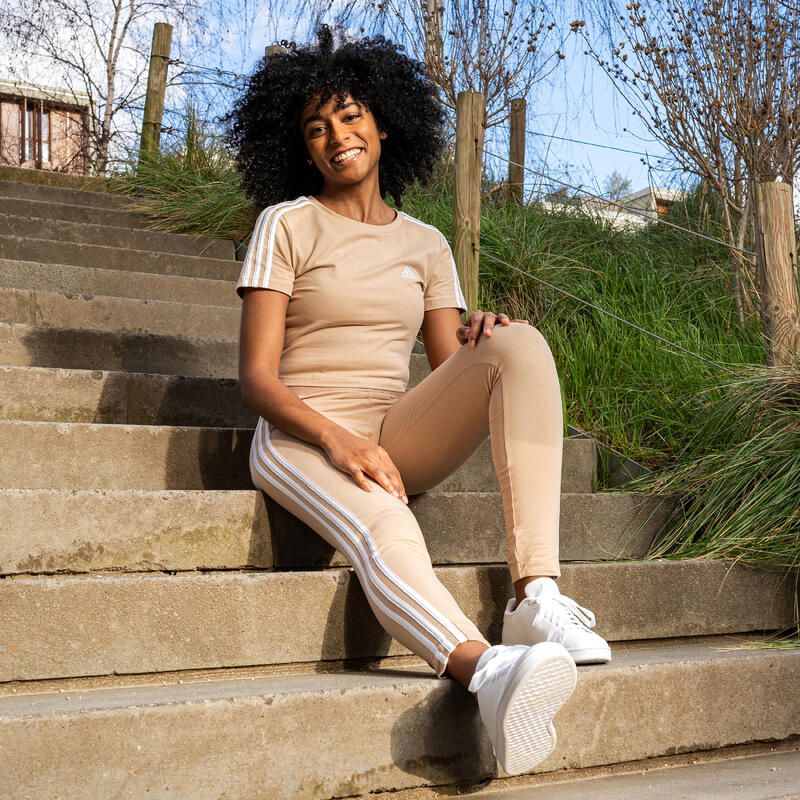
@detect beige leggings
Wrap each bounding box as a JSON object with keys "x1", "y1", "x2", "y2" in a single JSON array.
[{"x1": 250, "y1": 322, "x2": 563, "y2": 677}]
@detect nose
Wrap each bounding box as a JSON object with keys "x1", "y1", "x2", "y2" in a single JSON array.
[{"x1": 327, "y1": 117, "x2": 350, "y2": 147}]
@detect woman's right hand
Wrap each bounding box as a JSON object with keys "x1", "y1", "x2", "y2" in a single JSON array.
[{"x1": 322, "y1": 427, "x2": 409, "y2": 504}]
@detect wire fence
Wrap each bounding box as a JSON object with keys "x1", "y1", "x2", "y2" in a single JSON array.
[
  {"x1": 484, "y1": 148, "x2": 761, "y2": 262},
  {"x1": 475, "y1": 246, "x2": 743, "y2": 378}
]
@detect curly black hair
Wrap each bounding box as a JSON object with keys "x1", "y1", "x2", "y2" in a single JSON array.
[{"x1": 221, "y1": 24, "x2": 446, "y2": 209}]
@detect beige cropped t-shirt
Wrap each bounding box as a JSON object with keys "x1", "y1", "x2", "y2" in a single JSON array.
[{"x1": 236, "y1": 195, "x2": 467, "y2": 393}]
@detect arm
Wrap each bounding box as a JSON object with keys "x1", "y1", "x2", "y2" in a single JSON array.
[
  {"x1": 238, "y1": 287, "x2": 409, "y2": 503},
  {"x1": 420, "y1": 307, "x2": 529, "y2": 371},
  {"x1": 419, "y1": 307, "x2": 463, "y2": 371},
  {"x1": 239, "y1": 287, "x2": 342, "y2": 449}
]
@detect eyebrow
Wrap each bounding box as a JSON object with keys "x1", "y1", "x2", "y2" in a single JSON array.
[{"x1": 302, "y1": 101, "x2": 361, "y2": 129}]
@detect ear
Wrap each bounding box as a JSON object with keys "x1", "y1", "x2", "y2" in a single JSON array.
[{"x1": 379, "y1": 130, "x2": 387, "y2": 140}]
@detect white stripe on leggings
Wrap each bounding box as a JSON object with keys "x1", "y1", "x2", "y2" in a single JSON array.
[
  {"x1": 252, "y1": 427, "x2": 447, "y2": 670},
  {"x1": 253, "y1": 419, "x2": 467, "y2": 669}
]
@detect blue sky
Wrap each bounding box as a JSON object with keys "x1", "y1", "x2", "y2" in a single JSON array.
[
  {"x1": 194, "y1": 3, "x2": 706, "y2": 202},
  {"x1": 3, "y1": 0, "x2": 795, "y2": 212}
]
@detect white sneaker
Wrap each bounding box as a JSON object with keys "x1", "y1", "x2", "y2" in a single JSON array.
[
  {"x1": 467, "y1": 642, "x2": 577, "y2": 776},
  {"x1": 502, "y1": 577, "x2": 611, "y2": 664}
]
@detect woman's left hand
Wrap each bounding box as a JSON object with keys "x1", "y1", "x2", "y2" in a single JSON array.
[{"x1": 457, "y1": 310, "x2": 530, "y2": 348}]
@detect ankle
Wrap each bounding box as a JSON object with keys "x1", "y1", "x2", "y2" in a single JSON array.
[{"x1": 445, "y1": 639, "x2": 491, "y2": 691}]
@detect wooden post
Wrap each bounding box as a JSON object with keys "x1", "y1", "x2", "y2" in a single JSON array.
[
  {"x1": 509, "y1": 97, "x2": 526, "y2": 205},
  {"x1": 138, "y1": 22, "x2": 172, "y2": 166},
  {"x1": 750, "y1": 180, "x2": 800, "y2": 365},
  {"x1": 453, "y1": 91, "x2": 485, "y2": 314}
]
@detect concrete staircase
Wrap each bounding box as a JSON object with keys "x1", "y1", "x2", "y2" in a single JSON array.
[{"x1": 0, "y1": 178, "x2": 798, "y2": 799}]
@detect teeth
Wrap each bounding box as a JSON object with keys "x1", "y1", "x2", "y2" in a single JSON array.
[{"x1": 332, "y1": 148, "x2": 362, "y2": 163}]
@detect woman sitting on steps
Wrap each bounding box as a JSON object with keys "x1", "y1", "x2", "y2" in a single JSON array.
[{"x1": 224, "y1": 22, "x2": 610, "y2": 776}]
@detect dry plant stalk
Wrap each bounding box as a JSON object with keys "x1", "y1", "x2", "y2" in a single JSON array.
[
  {"x1": 571, "y1": 0, "x2": 800, "y2": 333},
  {"x1": 370, "y1": 0, "x2": 564, "y2": 134}
]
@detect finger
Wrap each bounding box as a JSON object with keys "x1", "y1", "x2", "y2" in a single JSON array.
[
  {"x1": 468, "y1": 311, "x2": 486, "y2": 348},
  {"x1": 373, "y1": 456, "x2": 408, "y2": 504},
  {"x1": 380, "y1": 469, "x2": 408, "y2": 503},
  {"x1": 481, "y1": 311, "x2": 498, "y2": 337},
  {"x1": 352, "y1": 469, "x2": 373, "y2": 493},
  {"x1": 496, "y1": 312, "x2": 512, "y2": 326}
]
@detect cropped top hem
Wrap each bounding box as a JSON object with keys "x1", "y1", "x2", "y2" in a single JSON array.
[{"x1": 282, "y1": 378, "x2": 407, "y2": 394}]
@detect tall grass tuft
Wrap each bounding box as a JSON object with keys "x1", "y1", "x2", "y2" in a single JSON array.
[
  {"x1": 616, "y1": 364, "x2": 799, "y2": 564},
  {"x1": 615, "y1": 363, "x2": 800, "y2": 641},
  {"x1": 110, "y1": 102, "x2": 257, "y2": 244}
]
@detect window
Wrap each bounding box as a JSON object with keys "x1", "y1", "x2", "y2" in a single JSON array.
[
  {"x1": 21, "y1": 104, "x2": 50, "y2": 162},
  {"x1": 41, "y1": 110, "x2": 49, "y2": 162},
  {"x1": 25, "y1": 107, "x2": 34, "y2": 161}
]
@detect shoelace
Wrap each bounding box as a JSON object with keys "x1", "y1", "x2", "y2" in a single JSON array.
[{"x1": 538, "y1": 594, "x2": 596, "y2": 633}]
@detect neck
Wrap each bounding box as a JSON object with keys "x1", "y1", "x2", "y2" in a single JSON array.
[{"x1": 314, "y1": 173, "x2": 395, "y2": 225}]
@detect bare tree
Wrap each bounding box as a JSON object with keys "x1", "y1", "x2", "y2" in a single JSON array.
[
  {"x1": 604, "y1": 168, "x2": 631, "y2": 198},
  {"x1": 570, "y1": 0, "x2": 800, "y2": 329},
  {"x1": 0, "y1": 0, "x2": 206, "y2": 175},
  {"x1": 227, "y1": 0, "x2": 566, "y2": 138},
  {"x1": 367, "y1": 0, "x2": 566, "y2": 136}
]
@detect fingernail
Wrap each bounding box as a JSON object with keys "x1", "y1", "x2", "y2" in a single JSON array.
[
  {"x1": 393, "y1": 489, "x2": 399, "y2": 497},
  {"x1": 403, "y1": 495, "x2": 408, "y2": 503},
  {"x1": 484, "y1": 328, "x2": 491, "y2": 335}
]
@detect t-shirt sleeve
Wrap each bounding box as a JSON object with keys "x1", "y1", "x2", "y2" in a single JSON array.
[
  {"x1": 424, "y1": 233, "x2": 468, "y2": 314},
  {"x1": 236, "y1": 205, "x2": 295, "y2": 299}
]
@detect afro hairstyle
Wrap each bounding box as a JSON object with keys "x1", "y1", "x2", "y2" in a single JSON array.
[{"x1": 221, "y1": 23, "x2": 447, "y2": 210}]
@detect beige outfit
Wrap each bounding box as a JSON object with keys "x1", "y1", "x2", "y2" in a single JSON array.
[{"x1": 238, "y1": 196, "x2": 563, "y2": 677}]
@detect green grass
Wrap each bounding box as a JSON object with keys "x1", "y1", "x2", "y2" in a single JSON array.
[{"x1": 109, "y1": 103, "x2": 257, "y2": 244}]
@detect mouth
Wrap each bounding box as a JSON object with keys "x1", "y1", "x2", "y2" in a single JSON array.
[{"x1": 330, "y1": 147, "x2": 364, "y2": 165}]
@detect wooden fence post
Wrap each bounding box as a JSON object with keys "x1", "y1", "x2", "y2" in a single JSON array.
[
  {"x1": 138, "y1": 22, "x2": 172, "y2": 166},
  {"x1": 453, "y1": 91, "x2": 485, "y2": 314},
  {"x1": 750, "y1": 180, "x2": 800, "y2": 366},
  {"x1": 509, "y1": 97, "x2": 526, "y2": 205}
]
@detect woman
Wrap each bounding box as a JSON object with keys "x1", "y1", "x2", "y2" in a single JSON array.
[{"x1": 224, "y1": 23, "x2": 610, "y2": 777}]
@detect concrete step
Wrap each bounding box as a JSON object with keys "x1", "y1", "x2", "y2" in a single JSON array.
[
  {"x1": 0, "y1": 207, "x2": 235, "y2": 259},
  {"x1": 0, "y1": 188, "x2": 165, "y2": 230},
  {"x1": 0, "y1": 324, "x2": 503, "y2": 395},
  {"x1": 0, "y1": 286, "x2": 239, "y2": 339},
  {"x1": 0, "y1": 635, "x2": 797, "y2": 799},
  {"x1": 0, "y1": 321, "x2": 238, "y2": 378},
  {"x1": 0, "y1": 561, "x2": 793, "y2": 682},
  {"x1": 0, "y1": 178, "x2": 144, "y2": 212},
  {"x1": 0, "y1": 257, "x2": 238, "y2": 307},
  {"x1": 0, "y1": 488, "x2": 668, "y2": 575},
  {"x1": 0, "y1": 420, "x2": 595, "y2": 492},
  {"x1": 0, "y1": 365, "x2": 253, "y2": 427},
  {"x1": 417, "y1": 746, "x2": 800, "y2": 800},
  {"x1": 0, "y1": 233, "x2": 239, "y2": 281}
]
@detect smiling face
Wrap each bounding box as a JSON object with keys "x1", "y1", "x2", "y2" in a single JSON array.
[{"x1": 300, "y1": 91, "x2": 387, "y2": 193}]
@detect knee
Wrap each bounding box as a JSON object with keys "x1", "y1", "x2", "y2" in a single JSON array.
[{"x1": 484, "y1": 321, "x2": 551, "y2": 360}]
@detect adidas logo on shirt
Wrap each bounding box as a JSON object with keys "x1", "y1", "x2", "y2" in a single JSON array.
[{"x1": 400, "y1": 266, "x2": 419, "y2": 281}]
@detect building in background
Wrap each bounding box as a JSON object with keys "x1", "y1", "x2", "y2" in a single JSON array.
[
  {"x1": 0, "y1": 78, "x2": 92, "y2": 174},
  {"x1": 542, "y1": 185, "x2": 687, "y2": 229}
]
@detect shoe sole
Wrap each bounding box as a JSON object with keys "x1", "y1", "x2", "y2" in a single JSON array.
[
  {"x1": 571, "y1": 646, "x2": 611, "y2": 664},
  {"x1": 494, "y1": 642, "x2": 577, "y2": 776}
]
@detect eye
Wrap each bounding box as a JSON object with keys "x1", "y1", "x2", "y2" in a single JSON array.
[{"x1": 345, "y1": 113, "x2": 361, "y2": 121}]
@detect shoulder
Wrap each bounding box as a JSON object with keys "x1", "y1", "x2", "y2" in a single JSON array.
[
  {"x1": 398, "y1": 211, "x2": 450, "y2": 251},
  {"x1": 252, "y1": 196, "x2": 314, "y2": 237}
]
